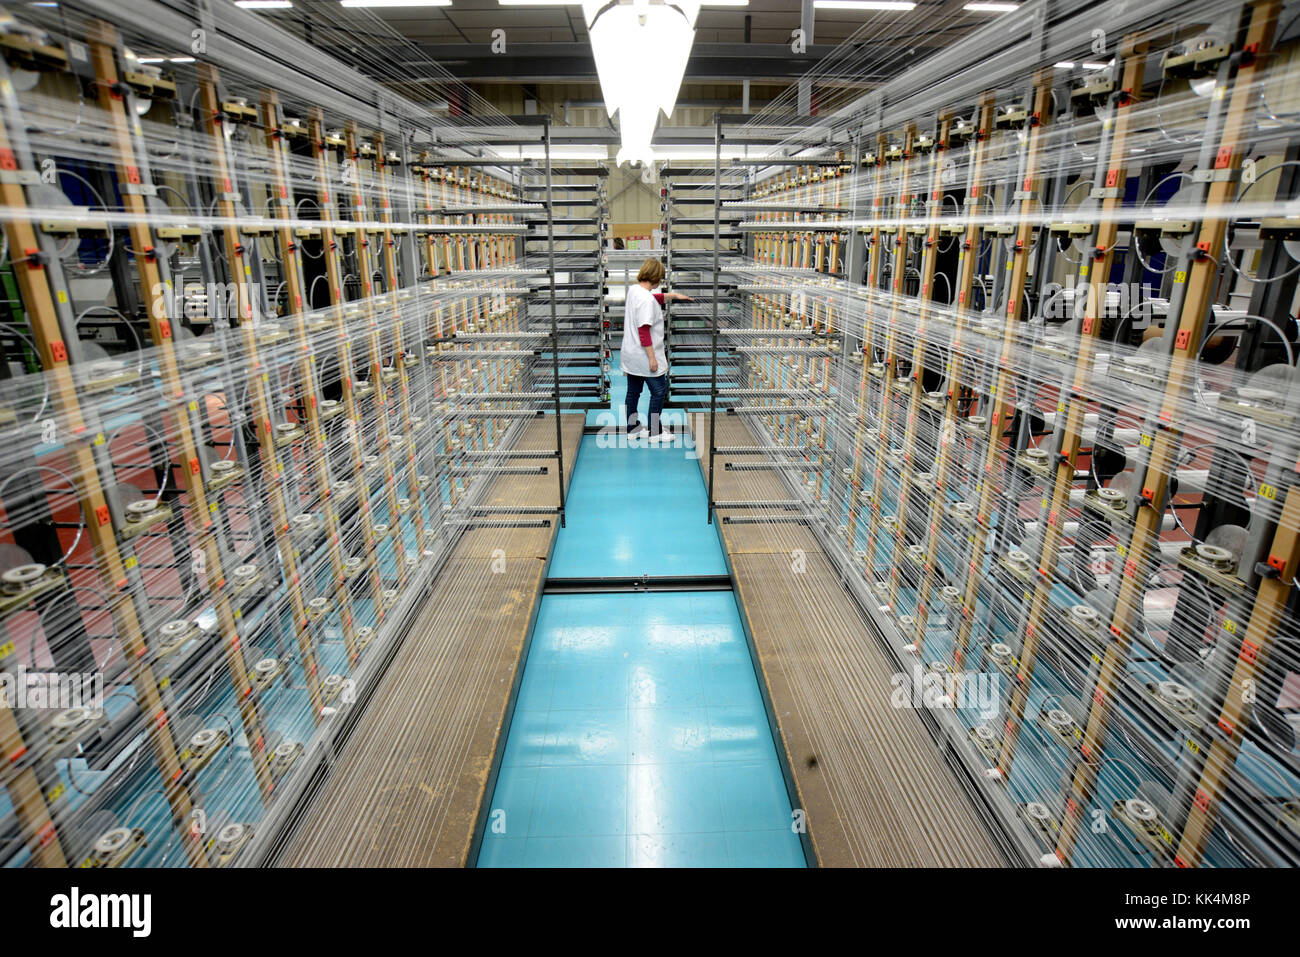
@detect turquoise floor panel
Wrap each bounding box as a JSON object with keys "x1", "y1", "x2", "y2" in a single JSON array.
[
  {"x1": 478, "y1": 591, "x2": 806, "y2": 868},
  {"x1": 548, "y1": 436, "x2": 726, "y2": 578}
]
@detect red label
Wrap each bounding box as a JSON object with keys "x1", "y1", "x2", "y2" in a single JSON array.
[
  {"x1": 50, "y1": 340, "x2": 67, "y2": 362},
  {"x1": 95, "y1": 505, "x2": 111, "y2": 526},
  {"x1": 1175, "y1": 328, "x2": 1191, "y2": 350}
]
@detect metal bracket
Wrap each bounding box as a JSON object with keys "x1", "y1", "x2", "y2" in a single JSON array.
[{"x1": 1192, "y1": 168, "x2": 1237, "y2": 183}]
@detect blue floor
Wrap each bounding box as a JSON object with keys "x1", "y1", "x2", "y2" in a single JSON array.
[
  {"x1": 548, "y1": 434, "x2": 726, "y2": 578},
  {"x1": 478, "y1": 350, "x2": 806, "y2": 867},
  {"x1": 476, "y1": 592, "x2": 805, "y2": 867}
]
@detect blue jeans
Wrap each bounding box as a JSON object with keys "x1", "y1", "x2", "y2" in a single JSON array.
[{"x1": 625, "y1": 373, "x2": 668, "y2": 435}]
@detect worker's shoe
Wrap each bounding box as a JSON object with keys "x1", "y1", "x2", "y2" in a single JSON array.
[{"x1": 648, "y1": 429, "x2": 677, "y2": 444}]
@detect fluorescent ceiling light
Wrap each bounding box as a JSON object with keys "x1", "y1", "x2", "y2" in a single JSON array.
[
  {"x1": 169, "y1": 56, "x2": 197, "y2": 62},
  {"x1": 813, "y1": 1, "x2": 916, "y2": 10},
  {"x1": 137, "y1": 56, "x2": 166, "y2": 63},
  {"x1": 1082, "y1": 61, "x2": 1107, "y2": 69},
  {"x1": 702, "y1": 1, "x2": 750, "y2": 5},
  {"x1": 341, "y1": 1, "x2": 451, "y2": 7},
  {"x1": 1053, "y1": 61, "x2": 1074, "y2": 69},
  {"x1": 963, "y1": 2, "x2": 1019, "y2": 10},
  {"x1": 583, "y1": 0, "x2": 701, "y2": 167},
  {"x1": 497, "y1": 1, "x2": 580, "y2": 5},
  {"x1": 235, "y1": 0, "x2": 293, "y2": 8}
]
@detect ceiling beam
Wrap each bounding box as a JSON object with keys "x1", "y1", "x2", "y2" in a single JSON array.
[{"x1": 319, "y1": 42, "x2": 918, "y2": 82}]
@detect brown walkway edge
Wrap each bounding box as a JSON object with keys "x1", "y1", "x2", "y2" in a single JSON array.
[
  {"x1": 697, "y1": 416, "x2": 1006, "y2": 867},
  {"x1": 278, "y1": 415, "x2": 585, "y2": 867}
]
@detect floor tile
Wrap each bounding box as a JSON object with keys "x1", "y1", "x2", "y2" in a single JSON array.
[
  {"x1": 627, "y1": 763, "x2": 724, "y2": 834},
  {"x1": 476, "y1": 836, "x2": 527, "y2": 867},
  {"x1": 524, "y1": 835, "x2": 627, "y2": 868},
  {"x1": 550, "y1": 662, "x2": 629, "y2": 710},
  {"x1": 529, "y1": 765, "x2": 627, "y2": 838},
  {"x1": 715, "y1": 763, "x2": 797, "y2": 833},
  {"x1": 628, "y1": 706, "x2": 713, "y2": 765},
  {"x1": 541, "y1": 709, "x2": 628, "y2": 766},
  {"x1": 627, "y1": 831, "x2": 730, "y2": 868},
  {"x1": 702, "y1": 661, "x2": 765, "y2": 709},
  {"x1": 707, "y1": 706, "x2": 781, "y2": 764},
  {"x1": 499, "y1": 711, "x2": 549, "y2": 769},
  {"x1": 724, "y1": 829, "x2": 807, "y2": 868}
]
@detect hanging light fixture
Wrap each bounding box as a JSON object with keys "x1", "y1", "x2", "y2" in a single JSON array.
[{"x1": 582, "y1": 0, "x2": 702, "y2": 167}]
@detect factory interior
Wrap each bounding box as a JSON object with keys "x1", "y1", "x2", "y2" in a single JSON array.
[{"x1": 0, "y1": 0, "x2": 1297, "y2": 894}]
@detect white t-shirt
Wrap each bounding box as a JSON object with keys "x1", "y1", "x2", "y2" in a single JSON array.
[{"x1": 620, "y1": 283, "x2": 666, "y2": 378}]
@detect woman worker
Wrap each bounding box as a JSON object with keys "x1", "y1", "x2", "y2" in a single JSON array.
[{"x1": 622, "y1": 257, "x2": 691, "y2": 441}]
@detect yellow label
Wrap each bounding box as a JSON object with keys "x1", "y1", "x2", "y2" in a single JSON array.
[
  {"x1": 160, "y1": 676, "x2": 170, "y2": 690},
  {"x1": 0, "y1": 641, "x2": 14, "y2": 659},
  {"x1": 124, "y1": 556, "x2": 137, "y2": 570},
  {"x1": 1174, "y1": 270, "x2": 1187, "y2": 284},
  {"x1": 189, "y1": 401, "x2": 198, "y2": 412},
  {"x1": 1092, "y1": 653, "x2": 1101, "y2": 665},
  {"x1": 244, "y1": 266, "x2": 252, "y2": 277},
  {"x1": 209, "y1": 502, "x2": 218, "y2": 513},
  {"x1": 1187, "y1": 738, "x2": 1200, "y2": 754},
  {"x1": 1117, "y1": 544, "x2": 1128, "y2": 557},
  {"x1": 94, "y1": 433, "x2": 105, "y2": 446},
  {"x1": 1224, "y1": 619, "x2": 1236, "y2": 634},
  {"x1": 48, "y1": 783, "x2": 65, "y2": 802},
  {"x1": 1079, "y1": 265, "x2": 1089, "y2": 279},
  {"x1": 1260, "y1": 483, "x2": 1277, "y2": 500},
  {"x1": 1140, "y1": 434, "x2": 1152, "y2": 448},
  {"x1": 57, "y1": 290, "x2": 68, "y2": 304}
]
